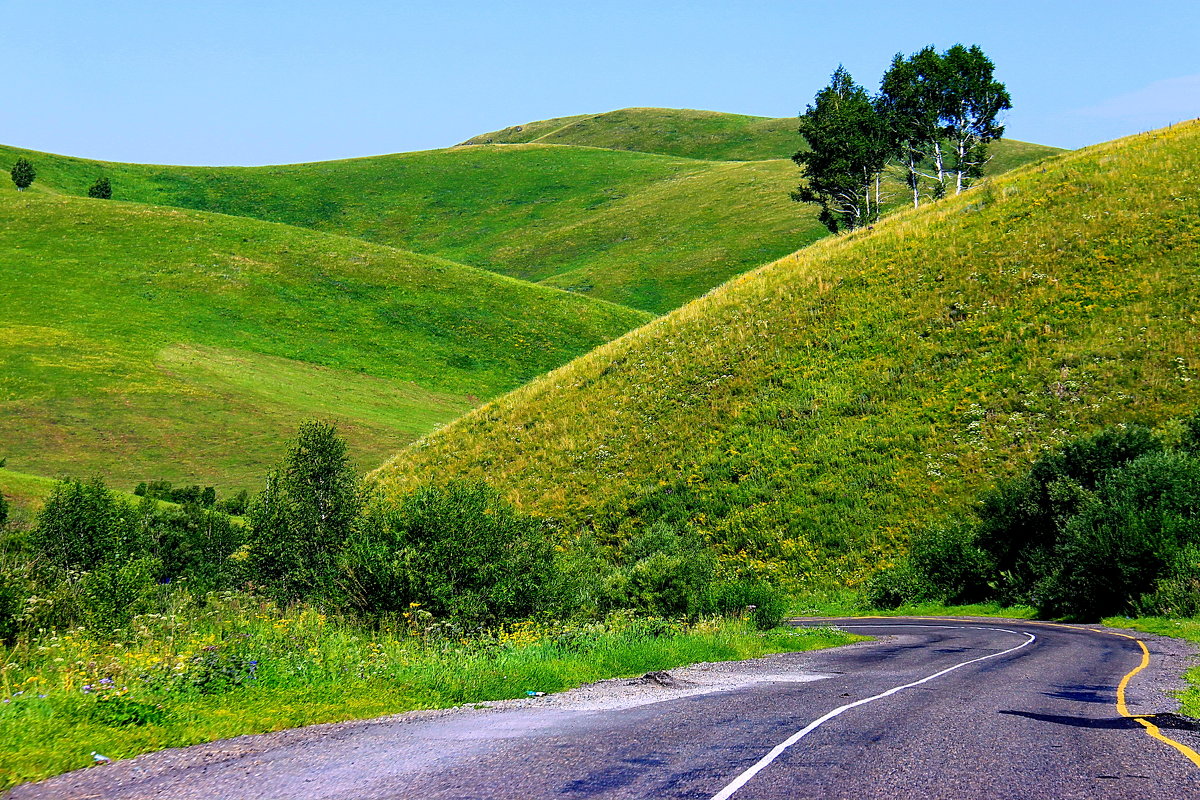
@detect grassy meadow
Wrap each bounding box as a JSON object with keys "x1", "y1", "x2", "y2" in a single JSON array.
[
  {"x1": 0, "y1": 190, "x2": 648, "y2": 493},
  {"x1": 374, "y1": 121, "x2": 1200, "y2": 587}
]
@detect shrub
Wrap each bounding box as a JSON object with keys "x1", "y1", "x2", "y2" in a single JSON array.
[
  {"x1": 87, "y1": 176, "x2": 112, "y2": 199},
  {"x1": 713, "y1": 580, "x2": 787, "y2": 630},
  {"x1": 1037, "y1": 451, "x2": 1200, "y2": 619},
  {"x1": 1136, "y1": 543, "x2": 1200, "y2": 617},
  {"x1": 863, "y1": 562, "x2": 923, "y2": 609},
  {"x1": 617, "y1": 522, "x2": 716, "y2": 618},
  {"x1": 247, "y1": 421, "x2": 362, "y2": 603},
  {"x1": 975, "y1": 423, "x2": 1162, "y2": 601},
  {"x1": 29, "y1": 478, "x2": 139, "y2": 570},
  {"x1": 79, "y1": 556, "x2": 163, "y2": 629},
  {"x1": 907, "y1": 523, "x2": 993, "y2": 604},
  {"x1": 343, "y1": 481, "x2": 555, "y2": 624}
]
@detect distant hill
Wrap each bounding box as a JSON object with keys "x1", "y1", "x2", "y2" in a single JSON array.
[
  {"x1": 0, "y1": 118, "x2": 1062, "y2": 315},
  {"x1": 460, "y1": 107, "x2": 1064, "y2": 167},
  {"x1": 0, "y1": 188, "x2": 648, "y2": 494},
  {"x1": 373, "y1": 122, "x2": 1200, "y2": 586},
  {"x1": 459, "y1": 108, "x2": 803, "y2": 161}
]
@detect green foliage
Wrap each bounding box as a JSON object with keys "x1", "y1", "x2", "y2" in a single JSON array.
[
  {"x1": 28, "y1": 479, "x2": 134, "y2": 570},
  {"x1": 248, "y1": 421, "x2": 362, "y2": 603},
  {"x1": 78, "y1": 556, "x2": 162, "y2": 629},
  {"x1": 147, "y1": 502, "x2": 245, "y2": 594},
  {"x1": 885, "y1": 416, "x2": 1200, "y2": 620},
  {"x1": 616, "y1": 523, "x2": 717, "y2": 619},
  {"x1": 1038, "y1": 450, "x2": 1200, "y2": 618},
  {"x1": 975, "y1": 423, "x2": 1162, "y2": 602},
  {"x1": 712, "y1": 580, "x2": 787, "y2": 630},
  {"x1": 344, "y1": 480, "x2": 555, "y2": 623},
  {"x1": 0, "y1": 489, "x2": 8, "y2": 528},
  {"x1": 793, "y1": 66, "x2": 892, "y2": 232},
  {"x1": 10, "y1": 158, "x2": 34, "y2": 190},
  {"x1": 86, "y1": 176, "x2": 111, "y2": 199}
]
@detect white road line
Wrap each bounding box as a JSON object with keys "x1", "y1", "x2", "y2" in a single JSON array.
[{"x1": 709, "y1": 624, "x2": 1037, "y2": 800}]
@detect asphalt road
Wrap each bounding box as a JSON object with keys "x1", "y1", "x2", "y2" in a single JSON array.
[{"x1": 12, "y1": 618, "x2": 1200, "y2": 799}]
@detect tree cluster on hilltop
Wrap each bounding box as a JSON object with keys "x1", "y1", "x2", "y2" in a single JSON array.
[{"x1": 794, "y1": 44, "x2": 1011, "y2": 233}]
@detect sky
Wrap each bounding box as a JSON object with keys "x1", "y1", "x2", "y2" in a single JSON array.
[{"x1": 3, "y1": 0, "x2": 1198, "y2": 165}]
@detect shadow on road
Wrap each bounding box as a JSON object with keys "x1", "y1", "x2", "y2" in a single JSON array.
[{"x1": 1001, "y1": 710, "x2": 1200, "y2": 731}]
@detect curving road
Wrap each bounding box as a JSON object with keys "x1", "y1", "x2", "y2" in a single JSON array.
[{"x1": 10, "y1": 618, "x2": 1200, "y2": 799}]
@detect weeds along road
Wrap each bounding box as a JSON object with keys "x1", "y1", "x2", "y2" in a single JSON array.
[{"x1": 11, "y1": 618, "x2": 1200, "y2": 800}]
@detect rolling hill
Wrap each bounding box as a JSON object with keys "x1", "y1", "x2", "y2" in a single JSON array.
[
  {"x1": 0, "y1": 187, "x2": 649, "y2": 495},
  {"x1": 372, "y1": 121, "x2": 1200, "y2": 587},
  {"x1": 0, "y1": 114, "x2": 1062, "y2": 314},
  {"x1": 460, "y1": 107, "x2": 1062, "y2": 172}
]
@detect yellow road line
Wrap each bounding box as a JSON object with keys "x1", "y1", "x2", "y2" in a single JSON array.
[{"x1": 854, "y1": 615, "x2": 1200, "y2": 770}]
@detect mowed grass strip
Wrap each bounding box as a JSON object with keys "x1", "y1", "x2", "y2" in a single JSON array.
[
  {"x1": 0, "y1": 191, "x2": 648, "y2": 491},
  {"x1": 373, "y1": 122, "x2": 1200, "y2": 586}
]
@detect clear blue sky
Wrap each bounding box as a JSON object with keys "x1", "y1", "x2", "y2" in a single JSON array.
[{"x1": 4, "y1": 0, "x2": 1198, "y2": 165}]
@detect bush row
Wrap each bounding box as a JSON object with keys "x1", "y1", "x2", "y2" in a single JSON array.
[
  {"x1": 868, "y1": 412, "x2": 1200, "y2": 620},
  {"x1": 0, "y1": 422, "x2": 787, "y2": 642}
]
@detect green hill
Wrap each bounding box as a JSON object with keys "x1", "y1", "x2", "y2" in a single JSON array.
[
  {"x1": 0, "y1": 121, "x2": 1061, "y2": 315},
  {"x1": 459, "y1": 108, "x2": 804, "y2": 161},
  {"x1": 372, "y1": 122, "x2": 1200, "y2": 587},
  {"x1": 0, "y1": 188, "x2": 649, "y2": 495},
  {"x1": 460, "y1": 107, "x2": 1063, "y2": 167}
]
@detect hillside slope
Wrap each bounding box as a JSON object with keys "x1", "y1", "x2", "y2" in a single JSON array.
[
  {"x1": 0, "y1": 189, "x2": 649, "y2": 492},
  {"x1": 461, "y1": 107, "x2": 1064, "y2": 167},
  {"x1": 373, "y1": 122, "x2": 1200, "y2": 585},
  {"x1": 459, "y1": 108, "x2": 803, "y2": 161},
  {"x1": 0, "y1": 125, "x2": 1061, "y2": 315}
]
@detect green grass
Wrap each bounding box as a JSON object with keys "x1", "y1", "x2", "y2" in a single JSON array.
[
  {"x1": 0, "y1": 597, "x2": 859, "y2": 789},
  {"x1": 0, "y1": 190, "x2": 648, "y2": 493},
  {"x1": 373, "y1": 122, "x2": 1200, "y2": 588},
  {"x1": 460, "y1": 107, "x2": 807, "y2": 161},
  {"x1": 1, "y1": 122, "x2": 1060, "y2": 314}
]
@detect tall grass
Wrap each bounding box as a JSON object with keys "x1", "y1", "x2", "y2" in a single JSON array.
[{"x1": 0, "y1": 593, "x2": 855, "y2": 789}]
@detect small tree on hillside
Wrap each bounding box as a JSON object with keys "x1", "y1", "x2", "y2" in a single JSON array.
[
  {"x1": 940, "y1": 44, "x2": 1011, "y2": 194},
  {"x1": 10, "y1": 158, "x2": 35, "y2": 191},
  {"x1": 87, "y1": 176, "x2": 112, "y2": 199},
  {"x1": 247, "y1": 421, "x2": 362, "y2": 602},
  {"x1": 793, "y1": 66, "x2": 893, "y2": 232}
]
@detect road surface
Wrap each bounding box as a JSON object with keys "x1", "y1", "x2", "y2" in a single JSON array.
[{"x1": 10, "y1": 618, "x2": 1200, "y2": 799}]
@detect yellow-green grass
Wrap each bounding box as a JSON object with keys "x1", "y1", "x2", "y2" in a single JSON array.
[
  {"x1": 1, "y1": 128, "x2": 1060, "y2": 314},
  {"x1": 0, "y1": 597, "x2": 859, "y2": 789},
  {"x1": 0, "y1": 191, "x2": 648, "y2": 492},
  {"x1": 374, "y1": 122, "x2": 1200, "y2": 588}
]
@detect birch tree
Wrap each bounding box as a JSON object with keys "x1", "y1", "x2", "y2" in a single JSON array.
[
  {"x1": 878, "y1": 46, "x2": 946, "y2": 207},
  {"x1": 941, "y1": 44, "x2": 1011, "y2": 194},
  {"x1": 792, "y1": 67, "x2": 892, "y2": 233}
]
